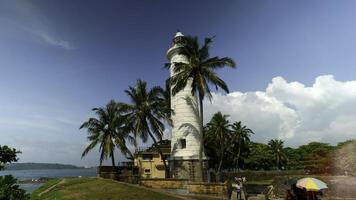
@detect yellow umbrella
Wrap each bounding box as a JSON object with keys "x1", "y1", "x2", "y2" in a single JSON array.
[{"x1": 296, "y1": 177, "x2": 328, "y2": 191}]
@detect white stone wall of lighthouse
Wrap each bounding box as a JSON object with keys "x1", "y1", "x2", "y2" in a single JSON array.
[{"x1": 167, "y1": 33, "x2": 205, "y2": 161}]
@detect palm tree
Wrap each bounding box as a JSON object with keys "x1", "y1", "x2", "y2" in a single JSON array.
[
  {"x1": 167, "y1": 36, "x2": 236, "y2": 179},
  {"x1": 230, "y1": 121, "x2": 254, "y2": 172},
  {"x1": 268, "y1": 139, "x2": 286, "y2": 170},
  {"x1": 163, "y1": 79, "x2": 173, "y2": 123},
  {"x1": 120, "y1": 80, "x2": 171, "y2": 177},
  {"x1": 205, "y1": 112, "x2": 231, "y2": 180},
  {"x1": 80, "y1": 100, "x2": 133, "y2": 166}
]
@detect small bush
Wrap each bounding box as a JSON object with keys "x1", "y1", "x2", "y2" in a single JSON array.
[{"x1": 0, "y1": 175, "x2": 29, "y2": 200}]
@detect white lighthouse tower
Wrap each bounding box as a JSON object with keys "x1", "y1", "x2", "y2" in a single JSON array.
[{"x1": 167, "y1": 32, "x2": 206, "y2": 181}]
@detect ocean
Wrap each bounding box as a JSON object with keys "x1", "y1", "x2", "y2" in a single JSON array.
[{"x1": 0, "y1": 168, "x2": 98, "y2": 193}]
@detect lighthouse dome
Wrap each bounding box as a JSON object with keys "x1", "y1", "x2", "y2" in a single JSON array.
[{"x1": 175, "y1": 31, "x2": 184, "y2": 37}]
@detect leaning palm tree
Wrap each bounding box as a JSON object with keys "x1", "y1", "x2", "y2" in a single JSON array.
[
  {"x1": 163, "y1": 79, "x2": 173, "y2": 123},
  {"x1": 268, "y1": 139, "x2": 286, "y2": 170},
  {"x1": 167, "y1": 36, "x2": 236, "y2": 179},
  {"x1": 120, "y1": 80, "x2": 171, "y2": 177},
  {"x1": 205, "y1": 112, "x2": 231, "y2": 180},
  {"x1": 80, "y1": 100, "x2": 133, "y2": 166},
  {"x1": 230, "y1": 121, "x2": 254, "y2": 172}
]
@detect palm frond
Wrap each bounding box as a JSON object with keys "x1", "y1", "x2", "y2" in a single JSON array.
[
  {"x1": 199, "y1": 36, "x2": 214, "y2": 60},
  {"x1": 81, "y1": 139, "x2": 100, "y2": 158},
  {"x1": 203, "y1": 57, "x2": 236, "y2": 69},
  {"x1": 163, "y1": 62, "x2": 172, "y2": 70}
]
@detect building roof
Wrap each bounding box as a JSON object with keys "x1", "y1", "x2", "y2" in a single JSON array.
[{"x1": 135, "y1": 139, "x2": 171, "y2": 155}]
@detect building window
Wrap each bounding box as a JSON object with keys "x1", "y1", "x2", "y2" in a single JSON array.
[
  {"x1": 180, "y1": 139, "x2": 186, "y2": 149},
  {"x1": 142, "y1": 154, "x2": 153, "y2": 160},
  {"x1": 144, "y1": 169, "x2": 151, "y2": 174}
]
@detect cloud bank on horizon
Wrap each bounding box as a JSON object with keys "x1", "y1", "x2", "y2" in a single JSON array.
[{"x1": 205, "y1": 75, "x2": 356, "y2": 146}]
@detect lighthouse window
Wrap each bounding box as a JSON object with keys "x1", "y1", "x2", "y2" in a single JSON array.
[{"x1": 180, "y1": 139, "x2": 186, "y2": 149}]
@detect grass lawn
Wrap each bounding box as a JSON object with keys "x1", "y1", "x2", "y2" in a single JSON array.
[
  {"x1": 30, "y1": 177, "x2": 183, "y2": 200},
  {"x1": 31, "y1": 178, "x2": 62, "y2": 199}
]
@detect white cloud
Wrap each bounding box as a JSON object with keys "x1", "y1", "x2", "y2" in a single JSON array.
[
  {"x1": 205, "y1": 75, "x2": 356, "y2": 147},
  {"x1": 34, "y1": 30, "x2": 74, "y2": 50},
  {"x1": 1, "y1": 1, "x2": 74, "y2": 50}
]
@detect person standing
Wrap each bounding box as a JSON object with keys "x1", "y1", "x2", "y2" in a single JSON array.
[{"x1": 233, "y1": 177, "x2": 243, "y2": 200}]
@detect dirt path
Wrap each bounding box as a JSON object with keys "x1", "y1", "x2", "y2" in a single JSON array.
[{"x1": 38, "y1": 179, "x2": 66, "y2": 197}]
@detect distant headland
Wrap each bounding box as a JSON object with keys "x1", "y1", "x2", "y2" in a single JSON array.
[{"x1": 5, "y1": 163, "x2": 85, "y2": 170}]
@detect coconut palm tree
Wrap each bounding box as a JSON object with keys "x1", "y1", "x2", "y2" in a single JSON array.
[
  {"x1": 167, "y1": 36, "x2": 236, "y2": 179},
  {"x1": 230, "y1": 121, "x2": 254, "y2": 171},
  {"x1": 268, "y1": 139, "x2": 287, "y2": 170},
  {"x1": 163, "y1": 79, "x2": 172, "y2": 123},
  {"x1": 205, "y1": 112, "x2": 231, "y2": 180},
  {"x1": 80, "y1": 100, "x2": 133, "y2": 166},
  {"x1": 120, "y1": 80, "x2": 171, "y2": 177}
]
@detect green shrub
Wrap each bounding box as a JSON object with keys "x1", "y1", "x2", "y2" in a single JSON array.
[{"x1": 0, "y1": 175, "x2": 29, "y2": 200}]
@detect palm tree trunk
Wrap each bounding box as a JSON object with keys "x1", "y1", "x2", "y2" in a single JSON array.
[
  {"x1": 198, "y1": 94, "x2": 204, "y2": 181},
  {"x1": 111, "y1": 150, "x2": 116, "y2": 167},
  {"x1": 277, "y1": 156, "x2": 280, "y2": 170},
  {"x1": 147, "y1": 129, "x2": 170, "y2": 178},
  {"x1": 217, "y1": 157, "x2": 223, "y2": 182},
  {"x1": 217, "y1": 135, "x2": 224, "y2": 182},
  {"x1": 237, "y1": 140, "x2": 241, "y2": 172}
]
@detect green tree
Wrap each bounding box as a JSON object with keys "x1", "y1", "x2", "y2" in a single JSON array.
[
  {"x1": 244, "y1": 142, "x2": 274, "y2": 170},
  {"x1": 205, "y1": 112, "x2": 231, "y2": 178},
  {"x1": 0, "y1": 146, "x2": 19, "y2": 170},
  {"x1": 297, "y1": 142, "x2": 335, "y2": 173},
  {"x1": 230, "y1": 121, "x2": 254, "y2": 171},
  {"x1": 298, "y1": 142, "x2": 334, "y2": 157},
  {"x1": 167, "y1": 35, "x2": 236, "y2": 179},
  {"x1": 268, "y1": 139, "x2": 287, "y2": 170},
  {"x1": 80, "y1": 100, "x2": 134, "y2": 166},
  {"x1": 0, "y1": 146, "x2": 29, "y2": 200},
  {"x1": 284, "y1": 147, "x2": 303, "y2": 170},
  {"x1": 120, "y1": 80, "x2": 171, "y2": 177},
  {"x1": 0, "y1": 175, "x2": 29, "y2": 200}
]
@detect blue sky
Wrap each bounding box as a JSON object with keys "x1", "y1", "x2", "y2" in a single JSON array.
[{"x1": 1, "y1": 0, "x2": 356, "y2": 166}]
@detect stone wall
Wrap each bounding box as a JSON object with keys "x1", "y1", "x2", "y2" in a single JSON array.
[
  {"x1": 140, "y1": 178, "x2": 188, "y2": 189},
  {"x1": 187, "y1": 182, "x2": 227, "y2": 195},
  {"x1": 98, "y1": 166, "x2": 139, "y2": 184},
  {"x1": 171, "y1": 159, "x2": 208, "y2": 181},
  {"x1": 221, "y1": 170, "x2": 304, "y2": 182},
  {"x1": 140, "y1": 178, "x2": 229, "y2": 198}
]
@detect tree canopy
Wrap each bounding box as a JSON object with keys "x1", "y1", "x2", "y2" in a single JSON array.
[
  {"x1": 0, "y1": 145, "x2": 29, "y2": 200},
  {"x1": 80, "y1": 100, "x2": 134, "y2": 166},
  {"x1": 0, "y1": 146, "x2": 19, "y2": 170}
]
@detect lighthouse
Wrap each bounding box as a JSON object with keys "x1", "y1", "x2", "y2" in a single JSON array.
[{"x1": 167, "y1": 32, "x2": 207, "y2": 181}]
